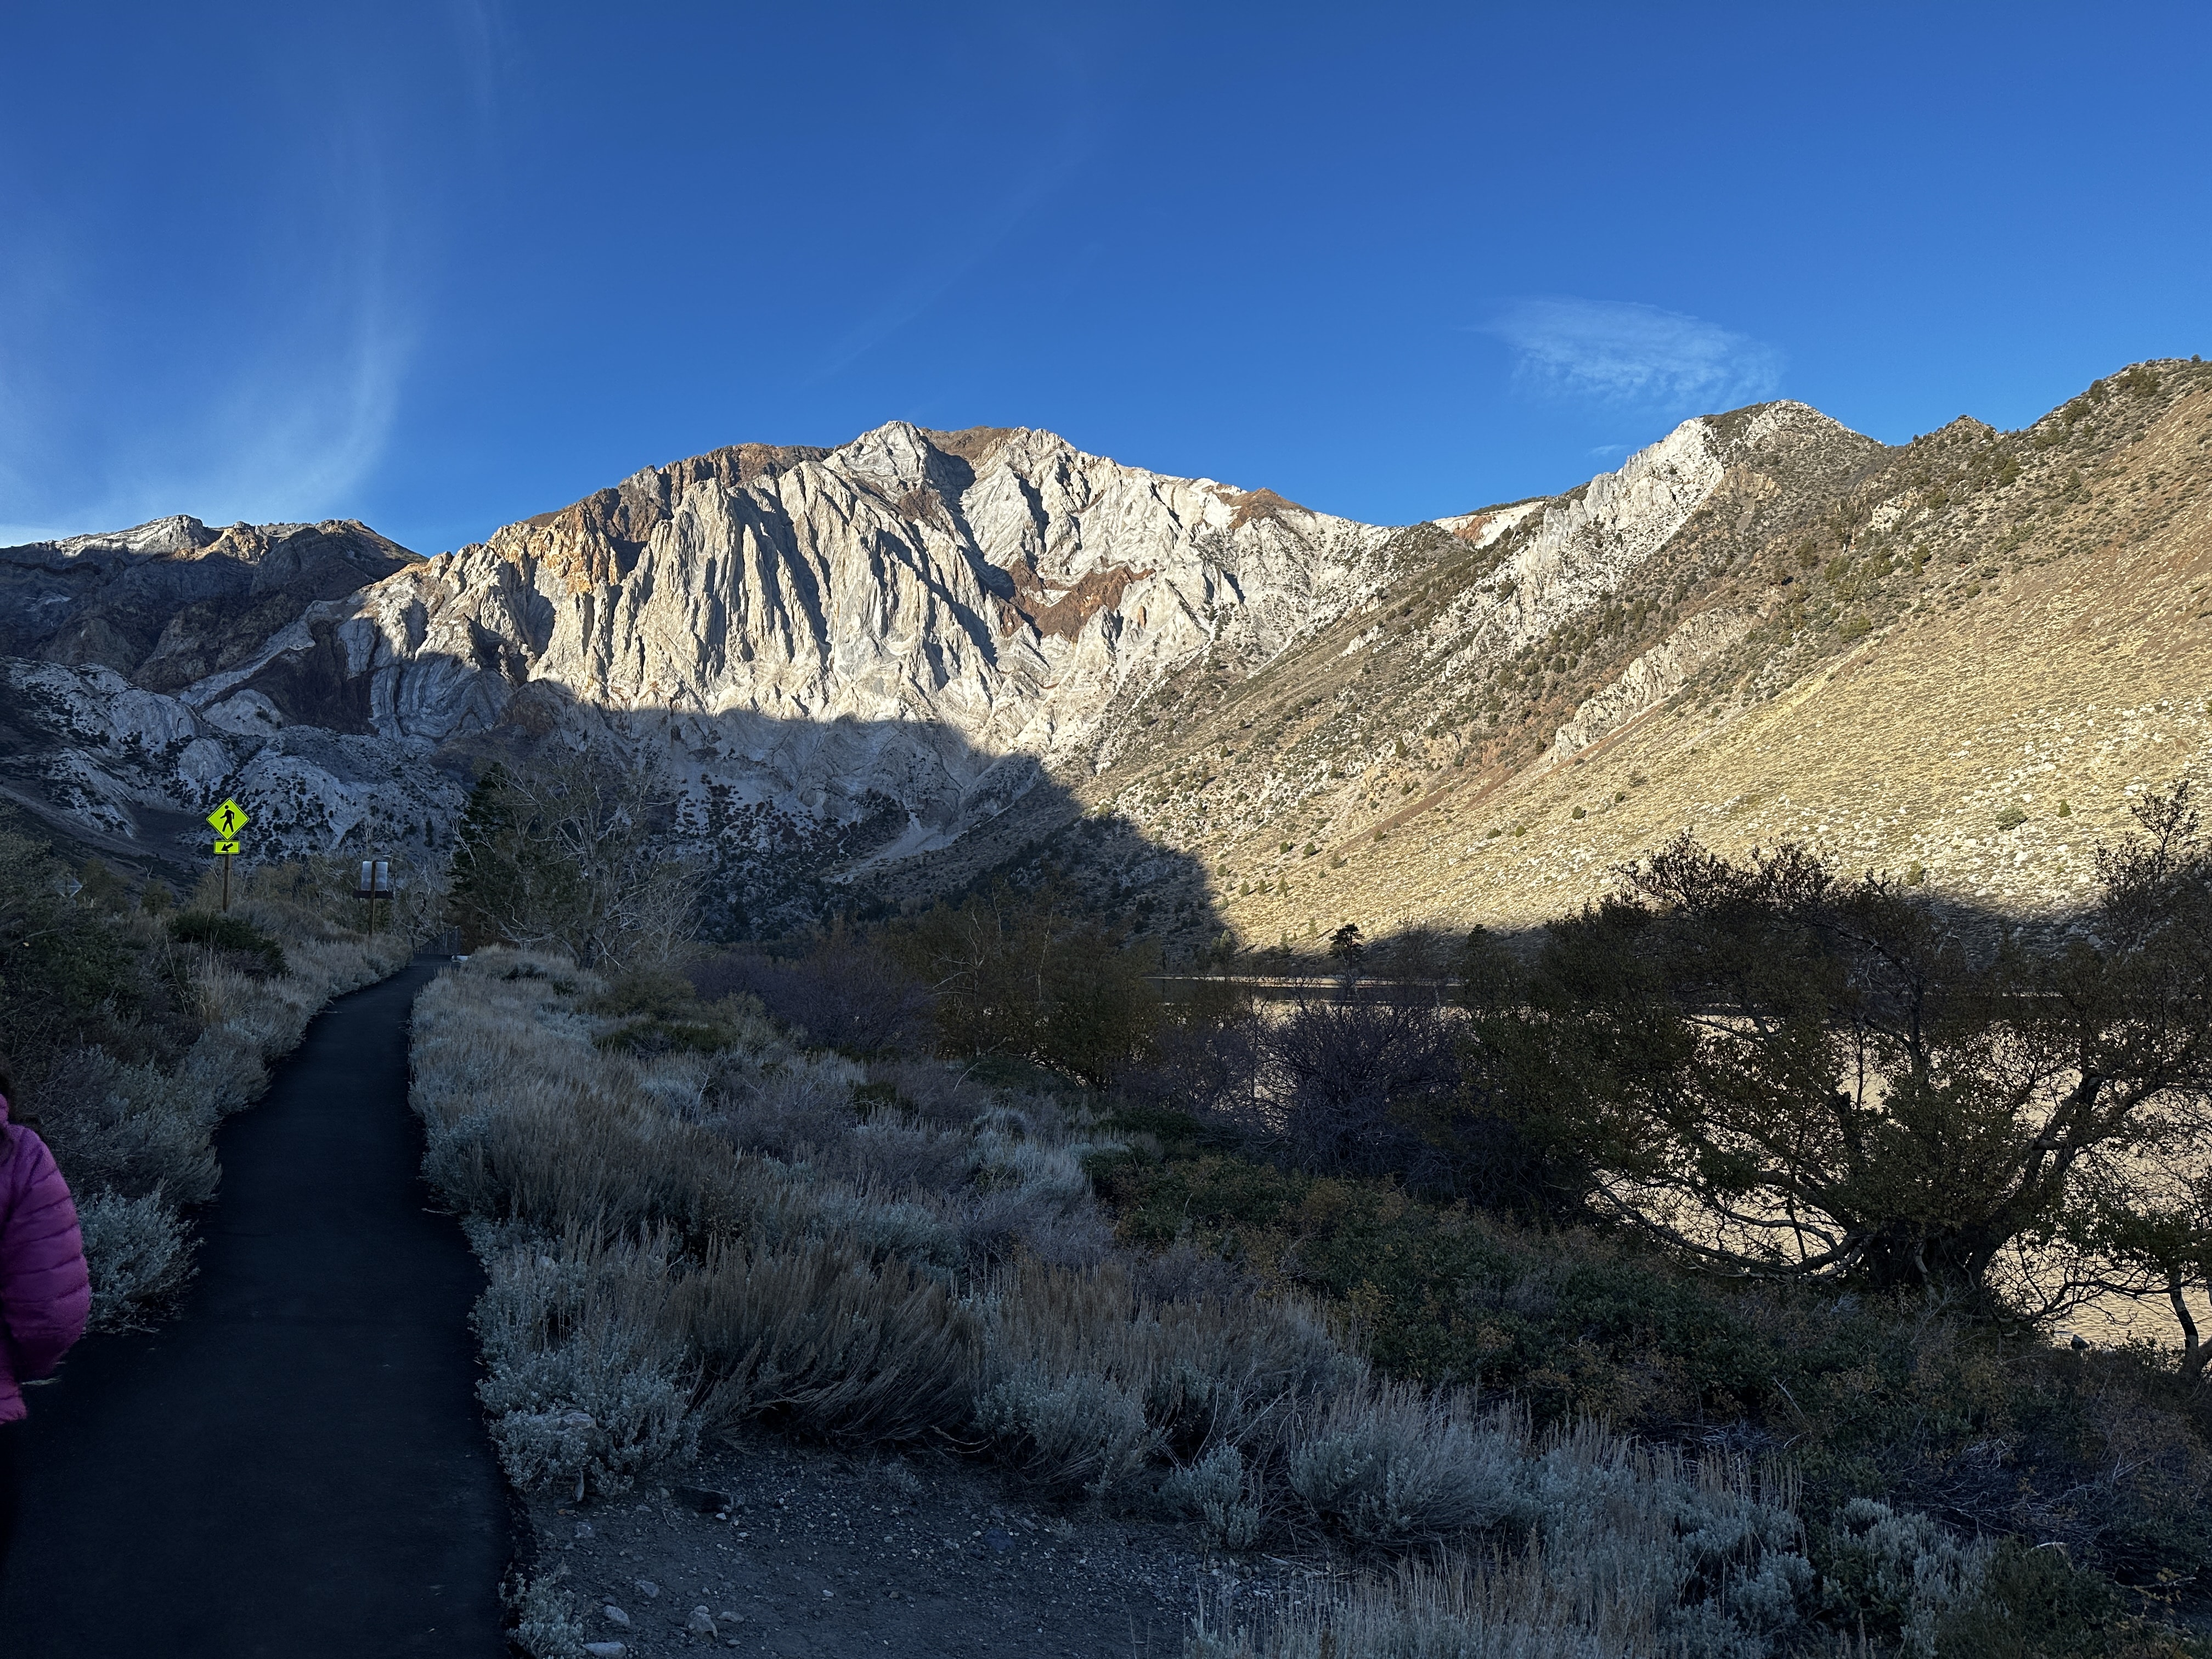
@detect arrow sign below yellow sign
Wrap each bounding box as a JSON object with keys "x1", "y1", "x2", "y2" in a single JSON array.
[
  {"x1": 213, "y1": 839, "x2": 241, "y2": 856},
  {"x1": 206, "y1": 798, "x2": 250, "y2": 838}
]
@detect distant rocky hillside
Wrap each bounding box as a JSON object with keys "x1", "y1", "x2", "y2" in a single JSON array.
[
  {"x1": 1032, "y1": 359, "x2": 2212, "y2": 956},
  {"x1": 4, "y1": 361, "x2": 2206, "y2": 945}
]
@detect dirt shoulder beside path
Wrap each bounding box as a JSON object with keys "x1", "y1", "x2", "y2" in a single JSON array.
[{"x1": 527, "y1": 1432, "x2": 1329, "y2": 1659}]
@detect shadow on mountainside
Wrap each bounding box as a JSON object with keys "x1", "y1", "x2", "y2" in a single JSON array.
[
  {"x1": 3, "y1": 610, "x2": 2079, "y2": 971},
  {"x1": 0, "y1": 520, "x2": 417, "y2": 688},
  {"x1": 0, "y1": 609, "x2": 1222, "y2": 944}
]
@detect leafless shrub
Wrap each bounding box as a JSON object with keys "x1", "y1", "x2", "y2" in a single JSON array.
[
  {"x1": 449, "y1": 755, "x2": 701, "y2": 969},
  {"x1": 1257, "y1": 1000, "x2": 1460, "y2": 1178},
  {"x1": 1121, "y1": 1011, "x2": 1265, "y2": 1123}
]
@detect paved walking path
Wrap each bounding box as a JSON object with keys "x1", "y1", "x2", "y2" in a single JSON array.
[{"x1": 1, "y1": 960, "x2": 511, "y2": 1656}]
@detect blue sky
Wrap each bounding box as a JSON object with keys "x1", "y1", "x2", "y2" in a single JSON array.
[{"x1": 2, "y1": 2, "x2": 2207, "y2": 552}]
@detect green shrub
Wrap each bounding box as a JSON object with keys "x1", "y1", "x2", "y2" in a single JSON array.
[
  {"x1": 886, "y1": 883, "x2": 1159, "y2": 1086},
  {"x1": 1932, "y1": 1538, "x2": 2209, "y2": 1658},
  {"x1": 588, "y1": 965, "x2": 699, "y2": 1018},
  {"x1": 1815, "y1": 1497, "x2": 1993, "y2": 1657},
  {"x1": 1092, "y1": 1105, "x2": 2212, "y2": 1590},
  {"x1": 1, "y1": 820, "x2": 150, "y2": 1062},
  {"x1": 169, "y1": 910, "x2": 288, "y2": 975}
]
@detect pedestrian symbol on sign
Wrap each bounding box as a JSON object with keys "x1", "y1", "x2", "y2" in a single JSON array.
[{"x1": 207, "y1": 798, "x2": 250, "y2": 911}]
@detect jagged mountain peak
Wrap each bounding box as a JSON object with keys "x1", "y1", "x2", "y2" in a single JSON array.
[{"x1": 47, "y1": 514, "x2": 216, "y2": 558}]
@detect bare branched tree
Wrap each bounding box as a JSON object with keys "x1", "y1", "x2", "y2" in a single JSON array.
[
  {"x1": 448, "y1": 754, "x2": 702, "y2": 968},
  {"x1": 1468, "y1": 782, "x2": 2212, "y2": 1313}
]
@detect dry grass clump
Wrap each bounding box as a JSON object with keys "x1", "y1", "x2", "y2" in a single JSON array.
[
  {"x1": 975, "y1": 1256, "x2": 1347, "y2": 1501},
  {"x1": 1188, "y1": 1550, "x2": 1663, "y2": 1659},
  {"x1": 411, "y1": 957, "x2": 758, "y2": 1242},
  {"x1": 1193, "y1": 1425, "x2": 1816, "y2": 1657},
  {"x1": 675, "y1": 1232, "x2": 980, "y2": 1441}
]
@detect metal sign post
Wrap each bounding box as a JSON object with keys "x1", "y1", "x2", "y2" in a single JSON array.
[
  {"x1": 207, "y1": 798, "x2": 250, "y2": 912},
  {"x1": 356, "y1": 858, "x2": 391, "y2": 935}
]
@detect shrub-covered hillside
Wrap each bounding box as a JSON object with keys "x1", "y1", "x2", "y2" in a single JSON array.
[{"x1": 428, "y1": 774, "x2": 2212, "y2": 1657}]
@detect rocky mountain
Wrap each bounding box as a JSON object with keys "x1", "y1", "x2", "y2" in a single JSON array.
[
  {"x1": 5, "y1": 360, "x2": 2207, "y2": 946},
  {"x1": 0, "y1": 425, "x2": 1398, "y2": 926},
  {"x1": 1057, "y1": 359, "x2": 2212, "y2": 956}
]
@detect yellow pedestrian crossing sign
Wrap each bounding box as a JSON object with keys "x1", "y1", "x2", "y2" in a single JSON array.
[{"x1": 207, "y1": 798, "x2": 250, "y2": 839}]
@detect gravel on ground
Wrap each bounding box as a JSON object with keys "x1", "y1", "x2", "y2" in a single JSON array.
[{"x1": 525, "y1": 1432, "x2": 1338, "y2": 1658}]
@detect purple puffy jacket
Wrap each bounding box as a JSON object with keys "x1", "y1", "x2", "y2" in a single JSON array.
[{"x1": 0, "y1": 1094, "x2": 91, "y2": 1423}]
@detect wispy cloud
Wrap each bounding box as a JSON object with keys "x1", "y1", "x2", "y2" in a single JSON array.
[
  {"x1": 446, "y1": 0, "x2": 516, "y2": 135},
  {"x1": 810, "y1": 15, "x2": 1103, "y2": 385},
  {"x1": 0, "y1": 19, "x2": 482, "y2": 546},
  {"x1": 808, "y1": 145, "x2": 1091, "y2": 386},
  {"x1": 0, "y1": 167, "x2": 411, "y2": 540},
  {"x1": 1481, "y1": 297, "x2": 1785, "y2": 410}
]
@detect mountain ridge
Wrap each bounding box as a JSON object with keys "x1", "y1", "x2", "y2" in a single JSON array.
[{"x1": 3, "y1": 362, "x2": 2206, "y2": 949}]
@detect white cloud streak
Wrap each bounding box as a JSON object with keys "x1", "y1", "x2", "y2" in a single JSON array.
[
  {"x1": 1483, "y1": 297, "x2": 1785, "y2": 411},
  {"x1": 0, "y1": 31, "x2": 439, "y2": 545}
]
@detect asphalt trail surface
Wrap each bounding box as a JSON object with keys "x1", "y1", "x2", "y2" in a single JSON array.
[{"x1": 0, "y1": 959, "x2": 510, "y2": 1656}]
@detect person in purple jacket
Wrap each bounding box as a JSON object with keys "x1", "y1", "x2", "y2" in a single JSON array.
[{"x1": 0, "y1": 1053, "x2": 92, "y2": 1573}]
